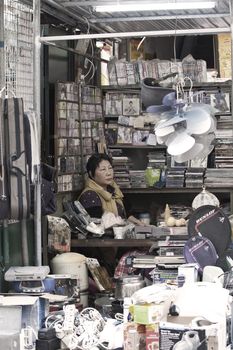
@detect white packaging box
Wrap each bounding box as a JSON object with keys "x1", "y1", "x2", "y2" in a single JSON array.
[
  {"x1": 160, "y1": 315, "x2": 227, "y2": 350},
  {"x1": 178, "y1": 263, "x2": 199, "y2": 283},
  {"x1": 0, "y1": 305, "x2": 22, "y2": 349},
  {"x1": 0, "y1": 295, "x2": 49, "y2": 333}
]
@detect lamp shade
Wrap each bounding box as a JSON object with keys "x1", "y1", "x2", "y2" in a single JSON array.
[
  {"x1": 167, "y1": 129, "x2": 195, "y2": 156},
  {"x1": 141, "y1": 78, "x2": 175, "y2": 108}
]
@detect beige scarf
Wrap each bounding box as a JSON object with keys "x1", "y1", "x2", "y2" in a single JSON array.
[{"x1": 80, "y1": 178, "x2": 124, "y2": 216}]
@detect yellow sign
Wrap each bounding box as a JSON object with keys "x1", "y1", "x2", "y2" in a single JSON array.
[{"x1": 218, "y1": 33, "x2": 231, "y2": 78}]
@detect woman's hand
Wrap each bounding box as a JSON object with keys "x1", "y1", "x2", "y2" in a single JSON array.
[{"x1": 127, "y1": 215, "x2": 148, "y2": 226}]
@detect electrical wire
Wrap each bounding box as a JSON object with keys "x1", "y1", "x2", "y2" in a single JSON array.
[
  {"x1": 84, "y1": 57, "x2": 96, "y2": 81},
  {"x1": 83, "y1": 16, "x2": 95, "y2": 84},
  {"x1": 44, "y1": 307, "x2": 110, "y2": 350},
  {"x1": 173, "y1": 16, "x2": 178, "y2": 63},
  {"x1": 137, "y1": 36, "x2": 146, "y2": 51},
  {"x1": 170, "y1": 15, "x2": 180, "y2": 87}
]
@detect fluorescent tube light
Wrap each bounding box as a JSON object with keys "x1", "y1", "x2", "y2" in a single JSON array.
[{"x1": 94, "y1": 2, "x2": 216, "y2": 12}]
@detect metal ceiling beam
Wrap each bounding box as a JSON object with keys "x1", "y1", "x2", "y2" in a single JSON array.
[
  {"x1": 40, "y1": 26, "x2": 230, "y2": 42},
  {"x1": 62, "y1": 1, "x2": 98, "y2": 7},
  {"x1": 61, "y1": 0, "x2": 218, "y2": 6},
  {"x1": 90, "y1": 12, "x2": 230, "y2": 23},
  {"x1": 42, "y1": 0, "x2": 104, "y2": 32},
  {"x1": 21, "y1": 0, "x2": 77, "y2": 25}
]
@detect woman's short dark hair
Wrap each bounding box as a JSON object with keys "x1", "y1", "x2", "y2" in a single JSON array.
[{"x1": 86, "y1": 153, "x2": 112, "y2": 178}]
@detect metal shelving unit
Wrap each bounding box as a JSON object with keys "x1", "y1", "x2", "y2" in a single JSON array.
[{"x1": 31, "y1": 0, "x2": 233, "y2": 265}]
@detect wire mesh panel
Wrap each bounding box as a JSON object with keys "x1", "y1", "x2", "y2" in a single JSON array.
[{"x1": 4, "y1": 0, "x2": 33, "y2": 110}]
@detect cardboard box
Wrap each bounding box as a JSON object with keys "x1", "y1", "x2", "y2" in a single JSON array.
[
  {"x1": 178, "y1": 263, "x2": 198, "y2": 283},
  {"x1": 159, "y1": 316, "x2": 226, "y2": 350},
  {"x1": 133, "y1": 297, "x2": 171, "y2": 325},
  {"x1": 0, "y1": 295, "x2": 49, "y2": 333},
  {"x1": 146, "y1": 323, "x2": 159, "y2": 350},
  {"x1": 123, "y1": 322, "x2": 146, "y2": 350},
  {"x1": 0, "y1": 333, "x2": 22, "y2": 349},
  {"x1": 0, "y1": 304, "x2": 22, "y2": 333}
]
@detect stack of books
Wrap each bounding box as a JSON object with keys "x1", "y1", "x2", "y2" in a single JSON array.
[
  {"x1": 129, "y1": 170, "x2": 147, "y2": 188},
  {"x1": 185, "y1": 168, "x2": 205, "y2": 188},
  {"x1": 147, "y1": 151, "x2": 166, "y2": 169},
  {"x1": 204, "y1": 168, "x2": 233, "y2": 187},
  {"x1": 112, "y1": 156, "x2": 132, "y2": 188},
  {"x1": 166, "y1": 168, "x2": 185, "y2": 188},
  {"x1": 215, "y1": 114, "x2": 233, "y2": 168}
]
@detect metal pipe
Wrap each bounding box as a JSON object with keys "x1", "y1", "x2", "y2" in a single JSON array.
[
  {"x1": 62, "y1": 0, "x2": 218, "y2": 6},
  {"x1": 3, "y1": 220, "x2": 9, "y2": 265},
  {"x1": 230, "y1": 0, "x2": 233, "y2": 153},
  {"x1": 21, "y1": 219, "x2": 29, "y2": 266},
  {"x1": 43, "y1": 0, "x2": 102, "y2": 33},
  {"x1": 0, "y1": 0, "x2": 4, "y2": 90},
  {"x1": 0, "y1": 224, "x2": 3, "y2": 291},
  {"x1": 43, "y1": 40, "x2": 109, "y2": 63},
  {"x1": 40, "y1": 27, "x2": 230, "y2": 43},
  {"x1": 90, "y1": 13, "x2": 230, "y2": 23},
  {"x1": 33, "y1": 0, "x2": 42, "y2": 266}
]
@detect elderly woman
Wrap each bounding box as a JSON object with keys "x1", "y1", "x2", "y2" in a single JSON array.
[{"x1": 79, "y1": 153, "x2": 144, "y2": 226}]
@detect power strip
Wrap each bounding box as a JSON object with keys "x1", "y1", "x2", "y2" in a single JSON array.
[{"x1": 63, "y1": 304, "x2": 76, "y2": 332}]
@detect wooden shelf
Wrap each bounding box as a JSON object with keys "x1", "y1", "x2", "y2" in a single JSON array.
[
  {"x1": 101, "y1": 81, "x2": 231, "y2": 91},
  {"x1": 101, "y1": 84, "x2": 140, "y2": 91},
  {"x1": 71, "y1": 238, "x2": 157, "y2": 248},
  {"x1": 71, "y1": 235, "x2": 189, "y2": 248},
  {"x1": 189, "y1": 81, "x2": 232, "y2": 89},
  {"x1": 109, "y1": 144, "x2": 166, "y2": 149}
]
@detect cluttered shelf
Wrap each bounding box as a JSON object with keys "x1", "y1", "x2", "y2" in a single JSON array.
[
  {"x1": 101, "y1": 81, "x2": 232, "y2": 91},
  {"x1": 101, "y1": 84, "x2": 140, "y2": 91},
  {"x1": 108, "y1": 144, "x2": 166, "y2": 149},
  {"x1": 121, "y1": 187, "x2": 233, "y2": 194},
  {"x1": 71, "y1": 235, "x2": 187, "y2": 248},
  {"x1": 71, "y1": 238, "x2": 156, "y2": 248}
]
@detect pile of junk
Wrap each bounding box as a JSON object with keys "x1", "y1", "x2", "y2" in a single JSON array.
[{"x1": 2, "y1": 190, "x2": 233, "y2": 349}]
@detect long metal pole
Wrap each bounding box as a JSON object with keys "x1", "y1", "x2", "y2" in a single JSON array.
[
  {"x1": 0, "y1": 0, "x2": 4, "y2": 90},
  {"x1": 33, "y1": 0, "x2": 42, "y2": 266},
  {"x1": 229, "y1": 0, "x2": 233, "y2": 214},
  {"x1": 230, "y1": 0, "x2": 233, "y2": 130},
  {"x1": 40, "y1": 27, "x2": 230, "y2": 43},
  {"x1": 90, "y1": 13, "x2": 230, "y2": 23},
  {"x1": 230, "y1": 2, "x2": 233, "y2": 94}
]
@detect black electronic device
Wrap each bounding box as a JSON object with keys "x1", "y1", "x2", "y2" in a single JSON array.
[
  {"x1": 36, "y1": 337, "x2": 60, "y2": 350},
  {"x1": 38, "y1": 328, "x2": 56, "y2": 340}
]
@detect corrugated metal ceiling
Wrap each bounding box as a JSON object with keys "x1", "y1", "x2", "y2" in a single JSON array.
[{"x1": 39, "y1": 0, "x2": 231, "y2": 34}]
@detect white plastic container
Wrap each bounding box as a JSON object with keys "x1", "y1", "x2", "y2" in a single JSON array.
[
  {"x1": 80, "y1": 290, "x2": 89, "y2": 308},
  {"x1": 51, "y1": 252, "x2": 88, "y2": 291}
]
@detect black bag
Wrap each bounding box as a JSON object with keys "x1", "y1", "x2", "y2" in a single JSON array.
[
  {"x1": 41, "y1": 178, "x2": 57, "y2": 216},
  {"x1": 0, "y1": 97, "x2": 31, "y2": 220},
  {"x1": 31, "y1": 163, "x2": 57, "y2": 216},
  {"x1": 41, "y1": 163, "x2": 57, "y2": 215},
  {"x1": 184, "y1": 235, "x2": 218, "y2": 272},
  {"x1": 0, "y1": 98, "x2": 9, "y2": 219}
]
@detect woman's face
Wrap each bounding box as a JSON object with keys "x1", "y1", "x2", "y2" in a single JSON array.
[{"x1": 93, "y1": 160, "x2": 114, "y2": 188}]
